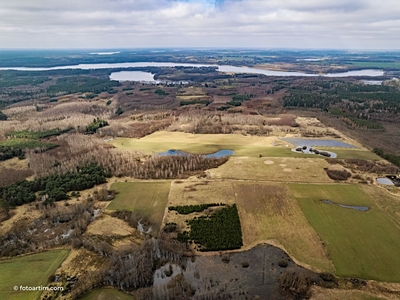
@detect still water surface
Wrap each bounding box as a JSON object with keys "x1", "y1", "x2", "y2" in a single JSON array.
[{"x1": 0, "y1": 62, "x2": 385, "y2": 81}]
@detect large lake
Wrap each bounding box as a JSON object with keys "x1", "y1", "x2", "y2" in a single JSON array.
[{"x1": 0, "y1": 62, "x2": 385, "y2": 82}]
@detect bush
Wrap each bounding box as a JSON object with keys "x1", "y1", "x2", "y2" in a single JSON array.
[
  {"x1": 325, "y1": 169, "x2": 351, "y2": 181},
  {"x1": 278, "y1": 259, "x2": 288, "y2": 268},
  {"x1": 241, "y1": 261, "x2": 249, "y2": 268},
  {"x1": 279, "y1": 271, "x2": 312, "y2": 298},
  {"x1": 221, "y1": 255, "x2": 230, "y2": 264}
]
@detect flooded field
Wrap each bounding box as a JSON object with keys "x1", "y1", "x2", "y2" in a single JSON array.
[
  {"x1": 321, "y1": 199, "x2": 369, "y2": 211},
  {"x1": 153, "y1": 243, "x2": 321, "y2": 299}
]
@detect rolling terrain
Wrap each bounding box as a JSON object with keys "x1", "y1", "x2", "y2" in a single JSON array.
[{"x1": 0, "y1": 50, "x2": 399, "y2": 300}]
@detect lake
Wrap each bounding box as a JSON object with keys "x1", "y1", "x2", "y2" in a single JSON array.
[
  {"x1": 0, "y1": 62, "x2": 385, "y2": 81},
  {"x1": 158, "y1": 149, "x2": 234, "y2": 158}
]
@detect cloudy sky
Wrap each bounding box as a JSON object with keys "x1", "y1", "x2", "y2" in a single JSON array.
[{"x1": 0, "y1": 0, "x2": 399, "y2": 49}]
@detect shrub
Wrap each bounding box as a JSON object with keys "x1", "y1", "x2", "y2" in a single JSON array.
[
  {"x1": 222, "y1": 255, "x2": 230, "y2": 264},
  {"x1": 241, "y1": 261, "x2": 249, "y2": 268},
  {"x1": 278, "y1": 259, "x2": 288, "y2": 268},
  {"x1": 325, "y1": 169, "x2": 351, "y2": 181}
]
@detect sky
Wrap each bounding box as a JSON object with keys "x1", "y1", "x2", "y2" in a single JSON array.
[{"x1": 0, "y1": 0, "x2": 399, "y2": 50}]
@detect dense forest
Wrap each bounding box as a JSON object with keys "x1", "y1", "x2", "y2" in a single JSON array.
[
  {"x1": 0, "y1": 139, "x2": 57, "y2": 161},
  {"x1": 0, "y1": 162, "x2": 110, "y2": 210},
  {"x1": 283, "y1": 80, "x2": 400, "y2": 127},
  {"x1": 178, "y1": 205, "x2": 243, "y2": 251},
  {"x1": 373, "y1": 148, "x2": 400, "y2": 168}
]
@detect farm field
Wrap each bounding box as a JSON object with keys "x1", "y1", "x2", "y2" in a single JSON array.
[
  {"x1": 81, "y1": 287, "x2": 135, "y2": 300},
  {"x1": 359, "y1": 185, "x2": 400, "y2": 230},
  {"x1": 109, "y1": 131, "x2": 277, "y2": 157},
  {"x1": 233, "y1": 182, "x2": 334, "y2": 273},
  {"x1": 290, "y1": 183, "x2": 400, "y2": 282},
  {"x1": 209, "y1": 157, "x2": 332, "y2": 182},
  {"x1": 0, "y1": 250, "x2": 69, "y2": 300},
  {"x1": 107, "y1": 181, "x2": 171, "y2": 232},
  {"x1": 168, "y1": 180, "x2": 235, "y2": 207}
]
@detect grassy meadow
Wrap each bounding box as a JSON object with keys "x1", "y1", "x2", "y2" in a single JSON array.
[
  {"x1": 107, "y1": 181, "x2": 171, "y2": 232},
  {"x1": 209, "y1": 157, "x2": 332, "y2": 183},
  {"x1": 109, "y1": 131, "x2": 377, "y2": 160},
  {"x1": 290, "y1": 183, "x2": 400, "y2": 282},
  {"x1": 0, "y1": 250, "x2": 69, "y2": 300},
  {"x1": 109, "y1": 131, "x2": 275, "y2": 157},
  {"x1": 233, "y1": 182, "x2": 335, "y2": 272}
]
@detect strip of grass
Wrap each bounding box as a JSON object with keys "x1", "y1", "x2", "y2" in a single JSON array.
[
  {"x1": 107, "y1": 181, "x2": 170, "y2": 232},
  {"x1": 290, "y1": 183, "x2": 400, "y2": 282},
  {"x1": 0, "y1": 250, "x2": 69, "y2": 300},
  {"x1": 81, "y1": 287, "x2": 135, "y2": 300},
  {"x1": 348, "y1": 61, "x2": 400, "y2": 69}
]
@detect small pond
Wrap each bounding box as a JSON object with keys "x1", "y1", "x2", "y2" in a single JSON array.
[
  {"x1": 158, "y1": 149, "x2": 234, "y2": 158},
  {"x1": 321, "y1": 199, "x2": 369, "y2": 211},
  {"x1": 376, "y1": 178, "x2": 394, "y2": 185},
  {"x1": 281, "y1": 138, "x2": 357, "y2": 148}
]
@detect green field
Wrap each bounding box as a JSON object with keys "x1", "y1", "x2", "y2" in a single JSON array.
[
  {"x1": 81, "y1": 287, "x2": 135, "y2": 300},
  {"x1": 290, "y1": 184, "x2": 400, "y2": 282},
  {"x1": 109, "y1": 131, "x2": 275, "y2": 157},
  {"x1": 109, "y1": 131, "x2": 376, "y2": 160},
  {"x1": 107, "y1": 181, "x2": 171, "y2": 232},
  {"x1": 0, "y1": 250, "x2": 69, "y2": 300}
]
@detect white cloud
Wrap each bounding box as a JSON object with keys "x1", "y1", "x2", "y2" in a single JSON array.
[{"x1": 0, "y1": 0, "x2": 399, "y2": 49}]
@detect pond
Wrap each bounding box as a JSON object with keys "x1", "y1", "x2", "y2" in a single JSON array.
[
  {"x1": 281, "y1": 138, "x2": 357, "y2": 148},
  {"x1": 321, "y1": 199, "x2": 369, "y2": 211},
  {"x1": 291, "y1": 145, "x2": 337, "y2": 158},
  {"x1": 377, "y1": 178, "x2": 394, "y2": 185},
  {"x1": 158, "y1": 149, "x2": 234, "y2": 158}
]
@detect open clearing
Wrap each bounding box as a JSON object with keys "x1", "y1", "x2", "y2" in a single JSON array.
[
  {"x1": 86, "y1": 214, "x2": 135, "y2": 236},
  {"x1": 290, "y1": 183, "x2": 400, "y2": 282},
  {"x1": 109, "y1": 131, "x2": 379, "y2": 160},
  {"x1": 0, "y1": 250, "x2": 69, "y2": 300},
  {"x1": 107, "y1": 181, "x2": 170, "y2": 232},
  {"x1": 209, "y1": 157, "x2": 332, "y2": 183},
  {"x1": 109, "y1": 131, "x2": 277, "y2": 157},
  {"x1": 81, "y1": 287, "x2": 135, "y2": 300},
  {"x1": 233, "y1": 182, "x2": 334, "y2": 273}
]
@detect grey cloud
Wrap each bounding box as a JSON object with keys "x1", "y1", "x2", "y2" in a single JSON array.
[{"x1": 0, "y1": 0, "x2": 399, "y2": 49}]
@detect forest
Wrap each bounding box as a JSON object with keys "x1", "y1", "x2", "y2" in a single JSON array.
[
  {"x1": 178, "y1": 205, "x2": 243, "y2": 251},
  {"x1": 0, "y1": 162, "x2": 109, "y2": 209},
  {"x1": 283, "y1": 81, "x2": 400, "y2": 127}
]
